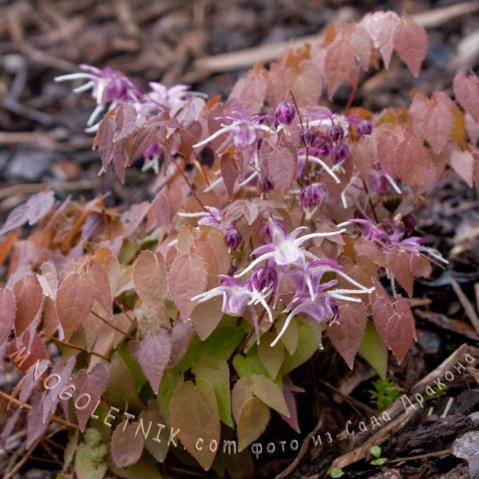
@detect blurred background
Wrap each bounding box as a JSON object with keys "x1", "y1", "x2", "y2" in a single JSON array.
[{"x1": 0, "y1": 0, "x2": 478, "y2": 211}]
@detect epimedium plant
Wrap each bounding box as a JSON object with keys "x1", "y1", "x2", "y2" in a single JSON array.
[{"x1": 1, "y1": 9, "x2": 479, "y2": 478}]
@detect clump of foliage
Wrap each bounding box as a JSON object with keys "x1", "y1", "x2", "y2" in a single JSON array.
[
  {"x1": 369, "y1": 378, "x2": 402, "y2": 412},
  {"x1": 1, "y1": 10, "x2": 479, "y2": 478}
]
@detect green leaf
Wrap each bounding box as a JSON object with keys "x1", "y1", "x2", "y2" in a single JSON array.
[
  {"x1": 179, "y1": 316, "x2": 246, "y2": 371},
  {"x1": 250, "y1": 374, "x2": 289, "y2": 417},
  {"x1": 108, "y1": 453, "x2": 163, "y2": 479},
  {"x1": 118, "y1": 342, "x2": 148, "y2": 391},
  {"x1": 275, "y1": 314, "x2": 299, "y2": 355},
  {"x1": 369, "y1": 445, "x2": 382, "y2": 458},
  {"x1": 103, "y1": 353, "x2": 143, "y2": 410},
  {"x1": 139, "y1": 400, "x2": 169, "y2": 463},
  {"x1": 237, "y1": 397, "x2": 270, "y2": 452},
  {"x1": 170, "y1": 380, "x2": 221, "y2": 470},
  {"x1": 359, "y1": 321, "x2": 388, "y2": 379},
  {"x1": 233, "y1": 347, "x2": 269, "y2": 378},
  {"x1": 371, "y1": 457, "x2": 387, "y2": 466},
  {"x1": 280, "y1": 318, "x2": 322, "y2": 375},
  {"x1": 258, "y1": 333, "x2": 285, "y2": 379},
  {"x1": 157, "y1": 368, "x2": 183, "y2": 421},
  {"x1": 74, "y1": 429, "x2": 107, "y2": 479},
  {"x1": 330, "y1": 468, "x2": 345, "y2": 478},
  {"x1": 193, "y1": 358, "x2": 233, "y2": 428}
]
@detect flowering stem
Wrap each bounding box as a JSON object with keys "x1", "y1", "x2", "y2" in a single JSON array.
[
  {"x1": 172, "y1": 157, "x2": 206, "y2": 211},
  {"x1": 91, "y1": 310, "x2": 129, "y2": 336}
]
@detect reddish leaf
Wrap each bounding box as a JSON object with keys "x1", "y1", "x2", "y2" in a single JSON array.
[
  {"x1": 371, "y1": 281, "x2": 416, "y2": 364},
  {"x1": 13, "y1": 274, "x2": 43, "y2": 336},
  {"x1": 328, "y1": 302, "x2": 368, "y2": 369},
  {"x1": 450, "y1": 148, "x2": 474, "y2": 187},
  {"x1": 111, "y1": 421, "x2": 144, "y2": 468},
  {"x1": 228, "y1": 65, "x2": 267, "y2": 115},
  {"x1": 350, "y1": 24, "x2": 372, "y2": 71},
  {"x1": 263, "y1": 143, "x2": 297, "y2": 192},
  {"x1": 453, "y1": 72, "x2": 479, "y2": 122},
  {"x1": 393, "y1": 17, "x2": 428, "y2": 77},
  {"x1": 133, "y1": 250, "x2": 168, "y2": 328},
  {"x1": 0, "y1": 191, "x2": 54, "y2": 236},
  {"x1": 324, "y1": 39, "x2": 356, "y2": 100},
  {"x1": 41, "y1": 356, "x2": 76, "y2": 424},
  {"x1": 129, "y1": 328, "x2": 171, "y2": 393},
  {"x1": 169, "y1": 319, "x2": 194, "y2": 367},
  {"x1": 113, "y1": 103, "x2": 137, "y2": 142},
  {"x1": 0, "y1": 288, "x2": 16, "y2": 346},
  {"x1": 88, "y1": 260, "x2": 112, "y2": 318},
  {"x1": 96, "y1": 115, "x2": 115, "y2": 173},
  {"x1": 74, "y1": 362, "x2": 109, "y2": 431},
  {"x1": 361, "y1": 11, "x2": 400, "y2": 68},
  {"x1": 387, "y1": 247, "x2": 415, "y2": 297},
  {"x1": 56, "y1": 274, "x2": 95, "y2": 340},
  {"x1": 395, "y1": 135, "x2": 433, "y2": 187},
  {"x1": 423, "y1": 101, "x2": 453, "y2": 154},
  {"x1": 280, "y1": 382, "x2": 301, "y2": 433},
  {"x1": 167, "y1": 253, "x2": 208, "y2": 320}
]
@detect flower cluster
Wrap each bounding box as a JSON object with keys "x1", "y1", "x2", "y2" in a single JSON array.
[{"x1": 193, "y1": 221, "x2": 374, "y2": 345}]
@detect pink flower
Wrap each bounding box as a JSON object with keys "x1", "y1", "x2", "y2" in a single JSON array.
[
  {"x1": 235, "y1": 220, "x2": 346, "y2": 277},
  {"x1": 193, "y1": 108, "x2": 274, "y2": 150}
]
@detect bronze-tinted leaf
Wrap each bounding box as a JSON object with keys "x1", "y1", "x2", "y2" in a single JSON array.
[
  {"x1": 393, "y1": 16, "x2": 428, "y2": 77},
  {"x1": 133, "y1": 250, "x2": 168, "y2": 328},
  {"x1": 13, "y1": 274, "x2": 43, "y2": 336},
  {"x1": 170, "y1": 380, "x2": 220, "y2": 470},
  {"x1": 328, "y1": 302, "x2": 368, "y2": 369},
  {"x1": 0, "y1": 288, "x2": 16, "y2": 346},
  {"x1": 129, "y1": 328, "x2": 171, "y2": 394},
  {"x1": 56, "y1": 274, "x2": 95, "y2": 341},
  {"x1": 111, "y1": 421, "x2": 144, "y2": 468},
  {"x1": 167, "y1": 253, "x2": 208, "y2": 320},
  {"x1": 371, "y1": 281, "x2": 416, "y2": 364},
  {"x1": 237, "y1": 397, "x2": 270, "y2": 452}
]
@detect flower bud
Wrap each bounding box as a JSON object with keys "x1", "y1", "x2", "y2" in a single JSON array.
[
  {"x1": 143, "y1": 142, "x2": 161, "y2": 159},
  {"x1": 300, "y1": 128, "x2": 316, "y2": 146},
  {"x1": 261, "y1": 177, "x2": 273, "y2": 192},
  {"x1": 274, "y1": 101, "x2": 295, "y2": 125},
  {"x1": 299, "y1": 185, "x2": 322, "y2": 210},
  {"x1": 332, "y1": 143, "x2": 349, "y2": 164},
  {"x1": 369, "y1": 164, "x2": 388, "y2": 193},
  {"x1": 251, "y1": 265, "x2": 278, "y2": 291},
  {"x1": 224, "y1": 226, "x2": 242, "y2": 250},
  {"x1": 357, "y1": 120, "x2": 372, "y2": 136},
  {"x1": 327, "y1": 125, "x2": 344, "y2": 142}
]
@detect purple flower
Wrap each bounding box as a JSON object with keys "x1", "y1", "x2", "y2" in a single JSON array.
[
  {"x1": 327, "y1": 125, "x2": 345, "y2": 142},
  {"x1": 300, "y1": 128, "x2": 316, "y2": 146},
  {"x1": 143, "y1": 142, "x2": 162, "y2": 159},
  {"x1": 369, "y1": 164, "x2": 401, "y2": 194},
  {"x1": 224, "y1": 226, "x2": 242, "y2": 250},
  {"x1": 178, "y1": 206, "x2": 224, "y2": 226},
  {"x1": 261, "y1": 177, "x2": 274, "y2": 192},
  {"x1": 357, "y1": 120, "x2": 373, "y2": 136},
  {"x1": 251, "y1": 263, "x2": 278, "y2": 292},
  {"x1": 55, "y1": 65, "x2": 141, "y2": 127},
  {"x1": 299, "y1": 185, "x2": 323, "y2": 211},
  {"x1": 332, "y1": 143, "x2": 349, "y2": 165},
  {"x1": 191, "y1": 274, "x2": 274, "y2": 341},
  {"x1": 274, "y1": 101, "x2": 295, "y2": 125},
  {"x1": 142, "y1": 142, "x2": 163, "y2": 174},
  {"x1": 236, "y1": 220, "x2": 346, "y2": 277},
  {"x1": 193, "y1": 108, "x2": 273, "y2": 150}
]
